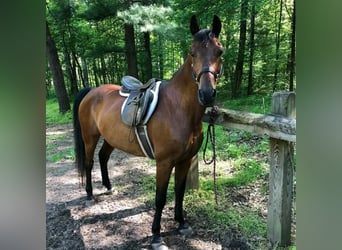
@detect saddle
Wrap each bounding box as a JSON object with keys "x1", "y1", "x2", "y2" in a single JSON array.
[
  {"x1": 119, "y1": 76, "x2": 162, "y2": 159},
  {"x1": 120, "y1": 76, "x2": 162, "y2": 127}
]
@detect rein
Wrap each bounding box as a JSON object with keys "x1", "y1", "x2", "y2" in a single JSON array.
[{"x1": 203, "y1": 106, "x2": 219, "y2": 207}]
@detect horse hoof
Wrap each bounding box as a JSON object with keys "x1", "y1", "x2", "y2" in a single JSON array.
[
  {"x1": 85, "y1": 199, "x2": 95, "y2": 207},
  {"x1": 85, "y1": 195, "x2": 95, "y2": 207},
  {"x1": 178, "y1": 223, "x2": 193, "y2": 236},
  {"x1": 151, "y1": 241, "x2": 168, "y2": 250},
  {"x1": 104, "y1": 187, "x2": 114, "y2": 195}
]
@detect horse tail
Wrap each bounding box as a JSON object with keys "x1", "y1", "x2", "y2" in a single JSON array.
[{"x1": 73, "y1": 87, "x2": 92, "y2": 181}]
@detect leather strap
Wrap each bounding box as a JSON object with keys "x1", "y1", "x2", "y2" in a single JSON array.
[{"x1": 135, "y1": 125, "x2": 155, "y2": 159}]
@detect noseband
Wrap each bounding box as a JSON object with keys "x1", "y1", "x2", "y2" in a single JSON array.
[{"x1": 191, "y1": 63, "x2": 223, "y2": 83}]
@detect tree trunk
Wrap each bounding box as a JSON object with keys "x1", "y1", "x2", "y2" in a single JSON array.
[
  {"x1": 273, "y1": 0, "x2": 283, "y2": 92},
  {"x1": 124, "y1": 23, "x2": 138, "y2": 78},
  {"x1": 247, "y1": 1, "x2": 256, "y2": 96},
  {"x1": 100, "y1": 56, "x2": 107, "y2": 84},
  {"x1": 223, "y1": 16, "x2": 235, "y2": 91},
  {"x1": 46, "y1": 21, "x2": 70, "y2": 113},
  {"x1": 289, "y1": 0, "x2": 296, "y2": 91},
  {"x1": 158, "y1": 35, "x2": 164, "y2": 79},
  {"x1": 143, "y1": 31, "x2": 152, "y2": 82},
  {"x1": 72, "y1": 50, "x2": 85, "y2": 89},
  {"x1": 92, "y1": 58, "x2": 99, "y2": 87},
  {"x1": 232, "y1": 0, "x2": 248, "y2": 99},
  {"x1": 63, "y1": 48, "x2": 78, "y2": 96},
  {"x1": 81, "y1": 57, "x2": 89, "y2": 88}
]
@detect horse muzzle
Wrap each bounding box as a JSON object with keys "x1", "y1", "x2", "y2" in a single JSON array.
[
  {"x1": 193, "y1": 66, "x2": 221, "y2": 107},
  {"x1": 198, "y1": 87, "x2": 216, "y2": 107}
]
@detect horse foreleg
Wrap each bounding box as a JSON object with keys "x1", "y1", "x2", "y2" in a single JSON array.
[
  {"x1": 174, "y1": 159, "x2": 193, "y2": 236},
  {"x1": 151, "y1": 162, "x2": 173, "y2": 249},
  {"x1": 99, "y1": 140, "x2": 114, "y2": 191}
]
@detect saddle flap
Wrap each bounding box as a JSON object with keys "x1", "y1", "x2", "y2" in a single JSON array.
[{"x1": 121, "y1": 91, "x2": 143, "y2": 127}]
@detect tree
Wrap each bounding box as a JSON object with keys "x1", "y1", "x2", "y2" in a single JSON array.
[
  {"x1": 232, "y1": 0, "x2": 248, "y2": 98},
  {"x1": 247, "y1": 1, "x2": 256, "y2": 96},
  {"x1": 142, "y1": 31, "x2": 153, "y2": 81},
  {"x1": 288, "y1": 0, "x2": 296, "y2": 91},
  {"x1": 45, "y1": 0, "x2": 296, "y2": 101},
  {"x1": 46, "y1": 21, "x2": 70, "y2": 113},
  {"x1": 124, "y1": 23, "x2": 139, "y2": 78},
  {"x1": 273, "y1": 0, "x2": 283, "y2": 92}
]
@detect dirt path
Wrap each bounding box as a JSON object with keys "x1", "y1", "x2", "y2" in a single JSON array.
[{"x1": 46, "y1": 124, "x2": 258, "y2": 250}]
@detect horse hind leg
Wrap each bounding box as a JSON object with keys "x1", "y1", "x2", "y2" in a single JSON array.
[
  {"x1": 99, "y1": 140, "x2": 114, "y2": 192},
  {"x1": 83, "y1": 134, "x2": 100, "y2": 201}
]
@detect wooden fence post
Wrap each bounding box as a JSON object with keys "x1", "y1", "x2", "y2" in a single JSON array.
[
  {"x1": 186, "y1": 154, "x2": 199, "y2": 190},
  {"x1": 267, "y1": 91, "x2": 296, "y2": 247}
]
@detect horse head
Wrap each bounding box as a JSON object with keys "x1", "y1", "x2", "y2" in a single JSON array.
[{"x1": 190, "y1": 15, "x2": 224, "y2": 107}]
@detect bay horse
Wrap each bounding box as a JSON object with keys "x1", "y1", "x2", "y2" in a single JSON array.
[{"x1": 73, "y1": 15, "x2": 223, "y2": 249}]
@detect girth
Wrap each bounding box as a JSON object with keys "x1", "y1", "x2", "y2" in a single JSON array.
[{"x1": 119, "y1": 76, "x2": 162, "y2": 159}]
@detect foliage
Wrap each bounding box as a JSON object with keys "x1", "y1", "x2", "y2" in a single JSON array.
[
  {"x1": 117, "y1": 3, "x2": 177, "y2": 34},
  {"x1": 46, "y1": 98, "x2": 73, "y2": 125},
  {"x1": 217, "y1": 86, "x2": 272, "y2": 114},
  {"x1": 46, "y1": 0, "x2": 295, "y2": 102}
]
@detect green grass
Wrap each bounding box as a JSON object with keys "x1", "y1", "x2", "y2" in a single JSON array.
[
  {"x1": 46, "y1": 133, "x2": 75, "y2": 162},
  {"x1": 46, "y1": 98, "x2": 73, "y2": 125},
  {"x1": 46, "y1": 97, "x2": 75, "y2": 162},
  {"x1": 46, "y1": 147, "x2": 75, "y2": 162},
  {"x1": 216, "y1": 84, "x2": 272, "y2": 114},
  {"x1": 186, "y1": 202, "x2": 267, "y2": 238}
]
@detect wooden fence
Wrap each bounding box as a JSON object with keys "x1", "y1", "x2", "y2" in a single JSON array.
[{"x1": 187, "y1": 91, "x2": 296, "y2": 247}]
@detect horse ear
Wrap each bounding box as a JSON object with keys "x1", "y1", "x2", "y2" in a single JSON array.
[
  {"x1": 212, "y1": 15, "x2": 222, "y2": 37},
  {"x1": 190, "y1": 15, "x2": 200, "y2": 35}
]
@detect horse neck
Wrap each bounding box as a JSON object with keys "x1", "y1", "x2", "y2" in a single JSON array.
[{"x1": 169, "y1": 55, "x2": 205, "y2": 123}]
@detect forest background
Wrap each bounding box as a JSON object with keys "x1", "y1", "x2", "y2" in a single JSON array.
[{"x1": 46, "y1": 0, "x2": 295, "y2": 112}]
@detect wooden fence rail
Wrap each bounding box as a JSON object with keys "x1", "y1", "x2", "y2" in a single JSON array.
[
  {"x1": 202, "y1": 104, "x2": 296, "y2": 142},
  {"x1": 187, "y1": 91, "x2": 296, "y2": 248}
]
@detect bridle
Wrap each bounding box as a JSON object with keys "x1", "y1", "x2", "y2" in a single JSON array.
[{"x1": 191, "y1": 62, "x2": 223, "y2": 84}]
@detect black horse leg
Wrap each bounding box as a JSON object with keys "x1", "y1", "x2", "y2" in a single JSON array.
[
  {"x1": 174, "y1": 159, "x2": 192, "y2": 235},
  {"x1": 99, "y1": 140, "x2": 114, "y2": 191},
  {"x1": 151, "y1": 163, "x2": 173, "y2": 247},
  {"x1": 85, "y1": 159, "x2": 94, "y2": 200},
  {"x1": 84, "y1": 135, "x2": 99, "y2": 201}
]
